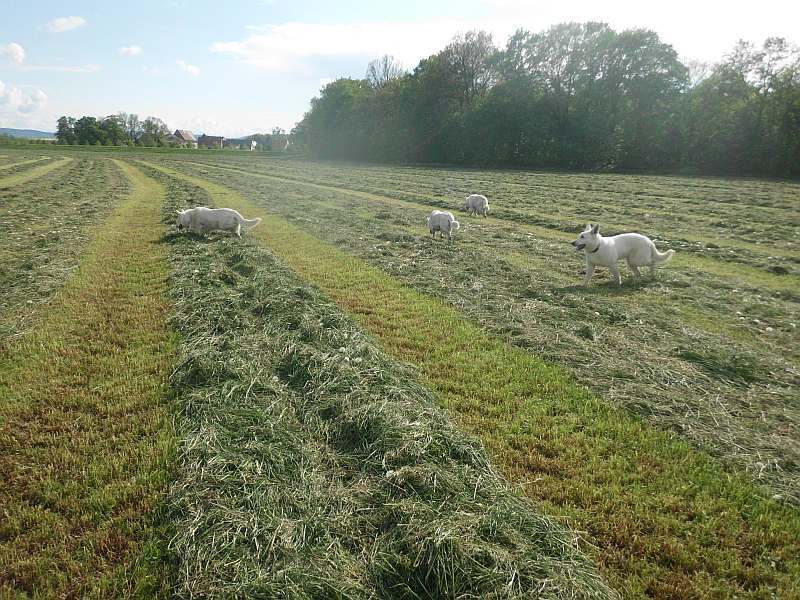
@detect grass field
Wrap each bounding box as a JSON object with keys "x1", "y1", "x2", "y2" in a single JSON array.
[{"x1": 1, "y1": 145, "x2": 798, "y2": 598}]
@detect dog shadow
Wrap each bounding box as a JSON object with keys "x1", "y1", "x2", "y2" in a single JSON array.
[
  {"x1": 557, "y1": 274, "x2": 657, "y2": 296},
  {"x1": 157, "y1": 230, "x2": 218, "y2": 244}
]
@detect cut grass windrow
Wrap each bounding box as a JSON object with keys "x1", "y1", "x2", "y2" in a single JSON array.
[
  {"x1": 161, "y1": 158, "x2": 800, "y2": 502},
  {"x1": 0, "y1": 157, "x2": 71, "y2": 190},
  {"x1": 142, "y1": 160, "x2": 800, "y2": 599},
  {"x1": 173, "y1": 159, "x2": 800, "y2": 293},
  {"x1": 0, "y1": 160, "x2": 176, "y2": 598},
  {"x1": 0, "y1": 157, "x2": 49, "y2": 171},
  {"x1": 147, "y1": 163, "x2": 613, "y2": 598},
  {"x1": 0, "y1": 157, "x2": 131, "y2": 341}
]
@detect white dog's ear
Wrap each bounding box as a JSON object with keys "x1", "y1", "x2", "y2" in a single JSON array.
[{"x1": 591, "y1": 224, "x2": 600, "y2": 234}]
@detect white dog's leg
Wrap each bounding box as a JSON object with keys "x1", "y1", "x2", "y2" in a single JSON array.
[
  {"x1": 649, "y1": 264, "x2": 656, "y2": 277},
  {"x1": 610, "y1": 265, "x2": 622, "y2": 285},
  {"x1": 629, "y1": 262, "x2": 641, "y2": 279},
  {"x1": 235, "y1": 223, "x2": 241, "y2": 237},
  {"x1": 582, "y1": 263, "x2": 595, "y2": 286}
]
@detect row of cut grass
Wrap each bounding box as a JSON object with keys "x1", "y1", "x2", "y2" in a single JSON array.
[
  {"x1": 0, "y1": 156, "x2": 49, "y2": 172},
  {"x1": 180, "y1": 156, "x2": 800, "y2": 267},
  {"x1": 143, "y1": 162, "x2": 613, "y2": 598},
  {"x1": 0, "y1": 157, "x2": 71, "y2": 190},
  {"x1": 0, "y1": 157, "x2": 131, "y2": 341},
  {"x1": 141, "y1": 159, "x2": 800, "y2": 599},
  {"x1": 0, "y1": 160, "x2": 176, "y2": 598},
  {"x1": 158, "y1": 157, "x2": 800, "y2": 503},
  {"x1": 171, "y1": 158, "x2": 800, "y2": 292}
]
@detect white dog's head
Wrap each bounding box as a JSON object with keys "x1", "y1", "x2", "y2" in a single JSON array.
[
  {"x1": 571, "y1": 224, "x2": 599, "y2": 251},
  {"x1": 176, "y1": 209, "x2": 190, "y2": 229}
]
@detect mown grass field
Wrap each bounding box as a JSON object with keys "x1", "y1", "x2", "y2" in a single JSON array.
[{"x1": 0, "y1": 145, "x2": 798, "y2": 599}]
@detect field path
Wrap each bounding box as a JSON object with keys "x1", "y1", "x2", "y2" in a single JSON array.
[
  {"x1": 175, "y1": 159, "x2": 800, "y2": 292},
  {"x1": 141, "y1": 160, "x2": 800, "y2": 599},
  {"x1": 0, "y1": 160, "x2": 175, "y2": 598},
  {"x1": 0, "y1": 157, "x2": 71, "y2": 190}
]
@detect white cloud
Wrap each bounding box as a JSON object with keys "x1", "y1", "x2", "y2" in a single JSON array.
[
  {"x1": 120, "y1": 45, "x2": 143, "y2": 56},
  {"x1": 211, "y1": 21, "x2": 475, "y2": 73},
  {"x1": 1, "y1": 42, "x2": 26, "y2": 64},
  {"x1": 176, "y1": 60, "x2": 200, "y2": 75},
  {"x1": 0, "y1": 80, "x2": 48, "y2": 115},
  {"x1": 214, "y1": 4, "x2": 800, "y2": 76},
  {"x1": 45, "y1": 16, "x2": 87, "y2": 33},
  {"x1": 18, "y1": 90, "x2": 48, "y2": 113}
]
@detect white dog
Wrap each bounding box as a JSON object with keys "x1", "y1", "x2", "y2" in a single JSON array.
[
  {"x1": 176, "y1": 207, "x2": 261, "y2": 237},
  {"x1": 426, "y1": 210, "x2": 461, "y2": 241},
  {"x1": 571, "y1": 224, "x2": 674, "y2": 286},
  {"x1": 464, "y1": 193, "x2": 490, "y2": 217}
]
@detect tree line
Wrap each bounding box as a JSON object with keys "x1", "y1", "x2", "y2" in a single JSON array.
[
  {"x1": 54, "y1": 113, "x2": 291, "y2": 150},
  {"x1": 55, "y1": 113, "x2": 177, "y2": 147},
  {"x1": 293, "y1": 24, "x2": 800, "y2": 176}
]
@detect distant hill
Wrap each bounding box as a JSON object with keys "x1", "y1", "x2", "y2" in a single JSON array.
[{"x1": 0, "y1": 128, "x2": 56, "y2": 139}]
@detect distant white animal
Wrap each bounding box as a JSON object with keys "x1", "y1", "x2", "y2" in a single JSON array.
[
  {"x1": 571, "y1": 224, "x2": 675, "y2": 286},
  {"x1": 426, "y1": 210, "x2": 461, "y2": 241},
  {"x1": 464, "y1": 193, "x2": 490, "y2": 217},
  {"x1": 176, "y1": 207, "x2": 262, "y2": 237}
]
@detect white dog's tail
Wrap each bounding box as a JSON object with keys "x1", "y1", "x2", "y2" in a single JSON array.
[
  {"x1": 240, "y1": 217, "x2": 262, "y2": 230},
  {"x1": 652, "y1": 248, "x2": 675, "y2": 263}
]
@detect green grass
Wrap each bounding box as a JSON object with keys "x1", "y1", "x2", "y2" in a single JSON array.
[
  {"x1": 0, "y1": 157, "x2": 71, "y2": 190},
  {"x1": 171, "y1": 157, "x2": 800, "y2": 291},
  {"x1": 172, "y1": 156, "x2": 800, "y2": 274},
  {"x1": 0, "y1": 160, "x2": 176, "y2": 598},
  {"x1": 141, "y1": 163, "x2": 613, "y2": 598},
  {"x1": 0, "y1": 156, "x2": 50, "y2": 172},
  {"x1": 0, "y1": 158, "x2": 130, "y2": 341},
  {"x1": 142, "y1": 159, "x2": 800, "y2": 598},
  {"x1": 158, "y1": 157, "x2": 800, "y2": 502}
]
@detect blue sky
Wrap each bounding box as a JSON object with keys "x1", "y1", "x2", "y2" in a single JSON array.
[{"x1": 1, "y1": 0, "x2": 797, "y2": 136}]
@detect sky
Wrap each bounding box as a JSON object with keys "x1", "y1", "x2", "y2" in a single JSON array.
[{"x1": 1, "y1": 0, "x2": 797, "y2": 136}]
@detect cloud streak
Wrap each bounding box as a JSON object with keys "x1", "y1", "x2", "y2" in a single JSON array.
[
  {"x1": 120, "y1": 45, "x2": 143, "y2": 56},
  {"x1": 211, "y1": 21, "x2": 489, "y2": 73},
  {"x1": 45, "y1": 16, "x2": 87, "y2": 33},
  {"x1": 20, "y1": 64, "x2": 101, "y2": 73}
]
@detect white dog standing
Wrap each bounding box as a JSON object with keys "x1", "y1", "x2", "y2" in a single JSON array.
[
  {"x1": 464, "y1": 194, "x2": 490, "y2": 217},
  {"x1": 176, "y1": 207, "x2": 262, "y2": 237},
  {"x1": 571, "y1": 224, "x2": 674, "y2": 286},
  {"x1": 426, "y1": 210, "x2": 461, "y2": 241}
]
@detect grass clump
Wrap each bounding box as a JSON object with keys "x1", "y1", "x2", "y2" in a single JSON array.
[{"x1": 157, "y1": 168, "x2": 613, "y2": 599}]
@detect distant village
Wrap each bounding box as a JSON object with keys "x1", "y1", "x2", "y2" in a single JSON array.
[
  {"x1": 47, "y1": 114, "x2": 295, "y2": 151},
  {"x1": 171, "y1": 129, "x2": 292, "y2": 151}
]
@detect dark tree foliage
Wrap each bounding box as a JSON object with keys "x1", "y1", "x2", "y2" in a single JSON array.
[{"x1": 297, "y1": 25, "x2": 800, "y2": 176}]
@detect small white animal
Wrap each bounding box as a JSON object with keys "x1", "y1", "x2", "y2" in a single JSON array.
[
  {"x1": 464, "y1": 193, "x2": 490, "y2": 216},
  {"x1": 426, "y1": 210, "x2": 461, "y2": 241},
  {"x1": 176, "y1": 207, "x2": 262, "y2": 237},
  {"x1": 571, "y1": 224, "x2": 674, "y2": 286}
]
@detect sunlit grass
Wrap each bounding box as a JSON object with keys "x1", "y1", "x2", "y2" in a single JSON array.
[
  {"x1": 0, "y1": 160, "x2": 176, "y2": 598},
  {"x1": 150, "y1": 168, "x2": 613, "y2": 598},
  {"x1": 145, "y1": 160, "x2": 800, "y2": 598},
  {"x1": 0, "y1": 157, "x2": 71, "y2": 190}
]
